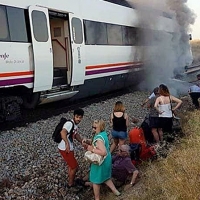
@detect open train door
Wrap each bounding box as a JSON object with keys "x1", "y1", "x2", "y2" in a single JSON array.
[
  {"x1": 69, "y1": 14, "x2": 85, "y2": 85},
  {"x1": 28, "y1": 6, "x2": 53, "y2": 92}
]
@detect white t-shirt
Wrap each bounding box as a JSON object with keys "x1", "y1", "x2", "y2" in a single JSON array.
[
  {"x1": 189, "y1": 85, "x2": 200, "y2": 93},
  {"x1": 58, "y1": 120, "x2": 78, "y2": 151},
  {"x1": 149, "y1": 92, "x2": 155, "y2": 99}
]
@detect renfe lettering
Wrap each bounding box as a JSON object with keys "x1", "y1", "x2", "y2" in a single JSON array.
[{"x1": 0, "y1": 53, "x2": 9, "y2": 60}]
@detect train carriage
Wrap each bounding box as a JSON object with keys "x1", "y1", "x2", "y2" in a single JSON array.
[{"x1": 0, "y1": 0, "x2": 177, "y2": 121}]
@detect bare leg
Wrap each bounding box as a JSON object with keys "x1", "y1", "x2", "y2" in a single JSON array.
[
  {"x1": 158, "y1": 128, "x2": 163, "y2": 142},
  {"x1": 93, "y1": 183, "x2": 101, "y2": 200},
  {"x1": 104, "y1": 179, "x2": 121, "y2": 196},
  {"x1": 151, "y1": 128, "x2": 160, "y2": 143},
  {"x1": 68, "y1": 167, "x2": 77, "y2": 186},
  {"x1": 110, "y1": 138, "x2": 119, "y2": 153}
]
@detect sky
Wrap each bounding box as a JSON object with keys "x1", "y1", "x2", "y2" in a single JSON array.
[{"x1": 187, "y1": 0, "x2": 200, "y2": 39}]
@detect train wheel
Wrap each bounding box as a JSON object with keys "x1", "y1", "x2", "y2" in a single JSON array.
[{"x1": 23, "y1": 92, "x2": 40, "y2": 109}]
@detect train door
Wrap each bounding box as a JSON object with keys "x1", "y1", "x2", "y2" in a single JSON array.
[
  {"x1": 28, "y1": 6, "x2": 53, "y2": 92},
  {"x1": 49, "y1": 11, "x2": 71, "y2": 86},
  {"x1": 69, "y1": 14, "x2": 85, "y2": 85}
]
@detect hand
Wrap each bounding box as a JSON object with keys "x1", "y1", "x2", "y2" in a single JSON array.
[
  {"x1": 159, "y1": 110, "x2": 164, "y2": 114},
  {"x1": 65, "y1": 144, "x2": 70, "y2": 153},
  {"x1": 87, "y1": 145, "x2": 94, "y2": 152}
]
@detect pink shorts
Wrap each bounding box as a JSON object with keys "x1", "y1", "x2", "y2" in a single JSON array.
[{"x1": 59, "y1": 150, "x2": 78, "y2": 169}]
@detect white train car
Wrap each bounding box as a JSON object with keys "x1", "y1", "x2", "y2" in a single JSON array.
[{"x1": 0, "y1": 0, "x2": 176, "y2": 121}]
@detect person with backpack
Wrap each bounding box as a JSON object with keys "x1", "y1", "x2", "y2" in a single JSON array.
[
  {"x1": 110, "y1": 101, "x2": 129, "y2": 153},
  {"x1": 58, "y1": 108, "x2": 85, "y2": 191},
  {"x1": 154, "y1": 84, "x2": 182, "y2": 134}
]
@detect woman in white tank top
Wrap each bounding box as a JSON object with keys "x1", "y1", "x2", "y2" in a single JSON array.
[{"x1": 154, "y1": 84, "x2": 182, "y2": 140}]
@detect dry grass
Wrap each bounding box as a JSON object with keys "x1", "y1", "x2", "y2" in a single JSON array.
[{"x1": 190, "y1": 39, "x2": 200, "y2": 63}]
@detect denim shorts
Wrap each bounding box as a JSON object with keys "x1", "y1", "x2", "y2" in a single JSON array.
[{"x1": 111, "y1": 130, "x2": 127, "y2": 139}]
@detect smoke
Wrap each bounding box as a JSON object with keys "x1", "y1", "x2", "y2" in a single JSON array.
[{"x1": 127, "y1": 0, "x2": 196, "y2": 95}]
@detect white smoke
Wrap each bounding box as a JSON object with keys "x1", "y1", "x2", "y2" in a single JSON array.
[{"x1": 127, "y1": 0, "x2": 196, "y2": 95}]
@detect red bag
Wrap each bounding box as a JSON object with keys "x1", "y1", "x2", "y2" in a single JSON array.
[{"x1": 129, "y1": 127, "x2": 156, "y2": 163}]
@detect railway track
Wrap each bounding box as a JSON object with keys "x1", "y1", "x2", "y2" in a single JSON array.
[{"x1": 0, "y1": 88, "x2": 134, "y2": 132}]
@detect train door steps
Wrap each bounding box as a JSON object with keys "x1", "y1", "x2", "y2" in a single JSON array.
[
  {"x1": 40, "y1": 90, "x2": 79, "y2": 105},
  {"x1": 53, "y1": 68, "x2": 67, "y2": 86}
]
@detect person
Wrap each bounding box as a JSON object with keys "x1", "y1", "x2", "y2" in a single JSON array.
[
  {"x1": 188, "y1": 84, "x2": 200, "y2": 109},
  {"x1": 110, "y1": 101, "x2": 129, "y2": 153},
  {"x1": 154, "y1": 84, "x2": 182, "y2": 133},
  {"x1": 58, "y1": 108, "x2": 85, "y2": 190},
  {"x1": 112, "y1": 144, "x2": 139, "y2": 191},
  {"x1": 146, "y1": 87, "x2": 162, "y2": 144},
  {"x1": 141, "y1": 87, "x2": 159, "y2": 107},
  {"x1": 86, "y1": 119, "x2": 121, "y2": 200},
  {"x1": 189, "y1": 74, "x2": 200, "y2": 86}
]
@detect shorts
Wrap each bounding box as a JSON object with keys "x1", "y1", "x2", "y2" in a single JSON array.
[
  {"x1": 111, "y1": 130, "x2": 127, "y2": 139},
  {"x1": 160, "y1": 117, "x2": 173, "y2": 132},
  {"x1": 59, "y1": 150, "x2": 78, "y2": 169},
  {"x1": 149, "y1": 116, "x2": 161, "y2": 128}
]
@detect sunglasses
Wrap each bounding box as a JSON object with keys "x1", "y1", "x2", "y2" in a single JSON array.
[{"x1": 92, "y1": 126, "x2": 97, "y2": 130}]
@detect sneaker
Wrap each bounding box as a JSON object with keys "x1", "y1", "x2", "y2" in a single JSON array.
[{"x1": 114, "y1": 190, "x2": 121, "y2": 196}]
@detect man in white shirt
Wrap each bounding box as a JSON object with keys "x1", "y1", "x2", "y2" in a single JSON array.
[
  {"x1": 189, "y1": 84, "x2": 200, "y2": 109},
  {"x1": 58, "y1": 108, "x2": 85, "y2": 189},
  {"x1": 141, "y1": 87, "x2": 159, "y2": 107}
]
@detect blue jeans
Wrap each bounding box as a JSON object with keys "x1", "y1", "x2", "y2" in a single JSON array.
[{"x1": 111, "y1": 130, "x2": 127, "y2": 139}]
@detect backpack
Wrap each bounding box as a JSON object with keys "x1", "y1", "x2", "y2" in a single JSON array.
[
  {"x1": 129, "y1": 127, "x2": 156, "y2": 163},
  {"x1": 52, "y1": 118, "x2": 74, "y2": 143}
]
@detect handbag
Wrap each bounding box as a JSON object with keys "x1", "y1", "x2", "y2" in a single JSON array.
[
  {"x1": 169, "y1": 97, "x2": 181, "y2": 129},
  {"x1": 84, "y1": 136, "x2": 107, "y2": 165}
]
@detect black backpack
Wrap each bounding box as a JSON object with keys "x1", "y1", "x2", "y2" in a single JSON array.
[{"x1": 52, "y1": 118, "x2": 74, "y2": 143}]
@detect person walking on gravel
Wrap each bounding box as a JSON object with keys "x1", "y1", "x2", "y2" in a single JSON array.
[{"x1": 58, "y1": 108, "x2": 85, "y2": 190}]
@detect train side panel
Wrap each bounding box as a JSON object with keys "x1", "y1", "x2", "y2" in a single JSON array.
[{"x1": 0, "y1": 42, "x2": 33, "y2": 89}]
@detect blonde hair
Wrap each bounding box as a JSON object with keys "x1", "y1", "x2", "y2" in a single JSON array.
[
  {"x1": 93, "y1": 119, "x2": 105, "y2": 132},
  {"x1": 113, "y1": 101, "x2": 125, "y2": 112}
]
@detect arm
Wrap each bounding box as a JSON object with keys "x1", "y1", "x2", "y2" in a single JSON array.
[
  {"x1": 125, "y1": 113, "x2": 129, "y2": 127},
  {"x1": 87, "y1": 140, "x2": 107, "y2": 156},
  {"x1": 141, "y1": 98, "x2": 149, "y2": 107},
  {"x1": 130, "y1": 170, "x2": 139, "y2": 185},
  {"x1": 171, "y1": 96, "x2": 182, "y2": 111},
  {"x1": 60, "y1": 129, "x2": 70, "y2": 153},
  {"x1": 110, "y1": 113, "x2": 113, "y2": 127},
  {"x1": 74, "y1": 133, "x2": 83, "y2": 144}
]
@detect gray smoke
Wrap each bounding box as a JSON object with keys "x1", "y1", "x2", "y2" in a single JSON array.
[{"x1": 127, "y1": 0, "x2": 196, "y2": 95}]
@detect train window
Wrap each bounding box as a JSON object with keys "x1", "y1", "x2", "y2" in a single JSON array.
[
  {"x1": 122, "y1": 26, "x2": 129, "y2": 45},
  {"x1": 122, "y1": 26, "x2": 137, "y2": 45},
  {"x1": 84, "y1": 20, "x2": 108, "y2": 45},
  {"x1": 32, "y1": 11, "x2": 48, "y2": 42},
  {"x1": 84, "y1": 20, "x2": 96, "y2": 45},
  {"x1": 0, "y1": 6, "x2": 10, "y2": 41},
  {"x1": 107, "y1": 24, "x2": 122, "y2": 45},
  {"x1": 71, "y1": 18, "x2": 83, "y2": 44},
  {"x1": 7, "y1": 7, "x2": 28, "y2": 42},
  {"x1": 94, "y1": 22, "x2": 107, "y2": 45}
]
